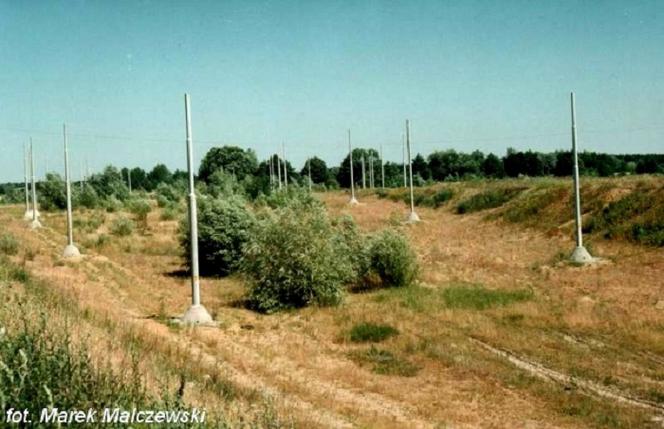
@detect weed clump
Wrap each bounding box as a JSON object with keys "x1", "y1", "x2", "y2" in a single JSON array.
[
  {"x1": 0, "y1": 233, "x2": 19, "y2": 256},
  {"x1": 349, "y1": 346, "x2": 419, "y2": 377},
  {"x1": 368, "y1": 229, "x2": 418, "y2": 288},
  {"x1": 349, "y1": 323, "x2": 399, "y2": 343},
  {"x1": 127, "y1": 198, "x2": 152, "y2": 228},
  {"x1": 441, "y1": 284, "x2": 532, "y2": 310},
  {"x1": 110, "y1": 216, "x2": 134, "y2": 236}
]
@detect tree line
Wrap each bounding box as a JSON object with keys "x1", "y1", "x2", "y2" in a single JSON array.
[{"x1": 1, "y1": 145, "x2": 663, "y2": 204}]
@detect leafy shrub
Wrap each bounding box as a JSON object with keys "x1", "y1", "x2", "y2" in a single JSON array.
[
  {"x1": 37, "y1": 173, "x2": 67, "y2": 211},
  {"x1": 110, "y1": 217, "x2": 134, "y2": 236},
  {"x1": 332, "y1": 215, "x2": 370, "y2": 284},
  {"x1": 74, "y1": 212, "x2": 106, "y2": 233},
  {"x1": 77, "y1": 183, "x2": 99, "y2": 209},
  {"x1": 456, "y1": 187, "x2": 524, "y2": 214},
  {"x1": 206, "y1": 170, "x2": 246, "y2": 199},
  {"x1": 104, "y1": 196, "x2": 123, "y2": 213},
  {"x1": 127, "y1": 198, "x2": 151, "y2": 228},
  {"x1": 349, "y1": 323, "x2": 399, "y2": 343},
  {"x1": 368, "y1": 229, "x2": 418, "y2": 288},
  {"x1": 155, "y1": 183, "x2": 180, "y2": 207},
  {"x1": 160, "y1": 205, "x2": 179, "y2": 221},
  {"x1": 242, "y1": 204, "x2": 351, "y2": 312},
  {"x1": 180, "y1": 196, "x2": 255, "y2": 277},
  {"x1": 0, "y1": 185, "x2": 23, "y2": 204},
  {"x1": 0, "y1": 233, "x2": 19, "y2": 255},
  {"x1": 431, "y1": 188, "x2": 454, "y2": 207},
  {"x1": 254, "y1": 186, "x2": 321, "y2": 210}
]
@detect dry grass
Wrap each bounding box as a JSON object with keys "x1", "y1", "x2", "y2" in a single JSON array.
[{"x1": 1, "y1": 176, "x2": 663, "y2": 428}]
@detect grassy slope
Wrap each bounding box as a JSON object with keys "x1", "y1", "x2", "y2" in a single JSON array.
[{"x1": 378, "y1": 175, "x2": 664, "y2": 247}]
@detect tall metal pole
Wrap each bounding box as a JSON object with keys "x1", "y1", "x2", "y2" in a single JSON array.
[
  {"x1": 282, "y1": 143, "x2": 288, "y2": 188},
  {"x1": 406, "y1": 120, "x2": 420, "y2": 223},
  {"x1": 380, "y1": 144, "x2": 385, "y2": 188},
  {"x1": 370, "y1": 153, "x2": 374, "y2": 188},
  {"x1": 62, "y1": 124, "x2": 80, "y2": 257},
  {"x1": 402, "y1": 134, "x2": 407, "y2": 188},
  {"x1": 269, "y1": 156, "x2": 274, "y2": 188},
  {"x1": 361, "y1": 155, "x2": 366, "y2": 189},
  {"x1": 23, "y1": 143, "x2": 30, "y2": 219},
  {"x1": 182, "y1": 93, "x2": 213, "y2": 324},
  {"x1": 349, "y1": 129, "x2": 358, "y2": 204},
  {"x1": 569, "y1": 92, "x2": 592, "y2": 263},
  {"x1": 29, "y1": 139, "x2": 41, "y2": 229},
  {"x1": 308, "y1": 158, "x2": 312, "y2": 192},
  {"x1": 276, "y1": 152, "x2": 282, "y2": 190}
]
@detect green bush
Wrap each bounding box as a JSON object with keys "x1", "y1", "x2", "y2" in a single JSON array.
[
  {"x1": 160, "y1": 205, "x2": 179, "y2": 221},
  {"x1": 456, "y1": 187, "x2": 524, "y2": 214},
  {"x1": 37, "y1": 173, "x2": 67, "y2": 211},
  {"x1": 368, "y1": 229, "x2": 418, "y2": 288},
  {"x1": 254, "y1": 185, "x2": 321, "y2": 210},
  {"x1": 155, "y1": 183, "x2": 180, "y2": 207},
  {"x1": 110, "y1": 217, "x2": 134, "y2": 236},
  {"x1": 242, "y1": 204, "x2": 351, "y2": 312},
  {"x1": 0, "y1": 233, "x2": 19, "y2": 255},
  {"x1": 332, "y1": 215, "x2": 370, "y2": 285},
  {"x1": 77, "y1": 183, "x2": 100, "y2": 209},
  {"x1": 180, "y1": 196, "x2": 255, "y2": 277},
  {"x1": 349, "y1": 323, "x2": 399, "y2": 343},
  {"x1": 430, "y1": 188, "x2": 454, "y2": 208},
  {"x1": 104, "y1": 196, "x2": 123, "y2": 213},
  {"x1": 127, "y1": 198, "x2": 151, "y2": 228}
]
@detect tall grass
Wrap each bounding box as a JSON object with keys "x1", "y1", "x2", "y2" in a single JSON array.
[{"x1": 456, "y1": 187, "x2": 525, "y2": 214}]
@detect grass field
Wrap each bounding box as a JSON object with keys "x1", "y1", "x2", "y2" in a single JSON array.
[{"x1": 1, "y1": 175, "x2": 663, "y2": 428}]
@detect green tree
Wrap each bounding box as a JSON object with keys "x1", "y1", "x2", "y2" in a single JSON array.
[
  {"x1": 38, "y1": 173, "x2": 66, "y2": 211},
  {"x1": 146, "y1": 164, "x2": 172, "y2": 190},
  {"x1": 336, "y1": 148, "x2": 380, "y2": 188},
  {"x1": 300, "y1": 157, "x2": 329, "y2": 184},
  {"x1": 481, "y1": 153, "x2": 504, "y2": 178},
  {"x1": 198, "y1": 146, "x2": 258, "y2": 182}
]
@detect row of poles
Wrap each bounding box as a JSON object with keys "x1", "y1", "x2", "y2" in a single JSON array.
[
  {"x1": 349, "y1": 119, "x2": 421, "y2": 222},
  {"x1": 17, "y1": 91, "x2": 593, "y2": 327},
  {"x1": 267, "y1": 144, "x2": 315, "y2": 192},
  {"x1": 345, "y1": 93, "x2": 592, "y2": 262},
  {"x1": 21, "y1": 126, "x2": 80, "y2": 258}
]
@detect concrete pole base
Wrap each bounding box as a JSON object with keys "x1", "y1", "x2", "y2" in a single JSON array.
[
  {"x1": 570, "y1": 246, "x2": 593, "y2": 264},
  {"x1": 63, "y1": 244, "x2": 81, "y2": 259},
  {"x1": 24, "y1": 209, "x2": 40, "y2": 220},
  {"x1": 406, "y1": 211, "x2": 421, "y2": 223},
  {"x1": 29, "y1": 219, "x2": 42, "y2": 229},
  {"x1": 349, "y1": 197, "x2": 359, "y2": 206},
  {"x1": 182, "y1": 304, "x2": 213, "y2": 325}
]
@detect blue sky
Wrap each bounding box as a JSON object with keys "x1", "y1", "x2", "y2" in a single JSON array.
[{"x1": 1, "y1": 0, "x2": 662, "y2": 182}]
